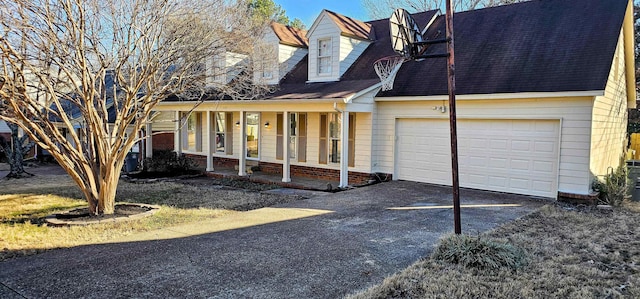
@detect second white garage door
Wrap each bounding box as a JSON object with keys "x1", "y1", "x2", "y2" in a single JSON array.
[{"x1": 395, "y1": 119, "x2": 560, "y2": 198}]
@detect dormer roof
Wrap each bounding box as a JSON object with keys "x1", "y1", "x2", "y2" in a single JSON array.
[
  {"x1": 325, "y1": 10, "x2": 373, "y2": 40},
  {"x1": 307, "y1": 10, "x2": 374, "y2": 41},
  {"x1": 270, "y1": 22, "x2": 308, "y2": 48}
]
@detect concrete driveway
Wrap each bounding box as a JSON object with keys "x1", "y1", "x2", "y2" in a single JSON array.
[{"x1": 0, "y1": 181, "x2": 547, "y2": 298}]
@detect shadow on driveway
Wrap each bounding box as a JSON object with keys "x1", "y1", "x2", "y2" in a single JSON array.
[{"x1": 0, "y1": 181, "x2": 548, "y2": 298}]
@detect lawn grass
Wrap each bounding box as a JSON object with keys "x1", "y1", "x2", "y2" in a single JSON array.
[
  {"x1": 0, "y1": 168, "x2": 301, "y2": 261},
  {"x1": 348, "y1": 203, "x2": 640, "y2": 298}
]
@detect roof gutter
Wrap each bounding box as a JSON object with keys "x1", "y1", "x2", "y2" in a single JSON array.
[
  {"x1": 343, "y1": 82, "x2": 382, "y2": 103},
  {"x1": 375, "y1": 90, "x2": 605, "y2": 102}
]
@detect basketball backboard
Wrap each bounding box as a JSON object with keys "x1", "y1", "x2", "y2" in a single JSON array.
[{"x1": 389, "y1": 8, "x2": 423, "y2": 59}]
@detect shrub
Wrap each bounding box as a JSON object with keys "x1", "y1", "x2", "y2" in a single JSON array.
[
  {"x1": 431, "y1": 234, "x2": 528, "y2": 271},
  {"x1": 592, "y1": 165, "x2": 630, "y2": 206},
  {"x1": 141, "y1": 149, "x2": 198, "y2": 176}
]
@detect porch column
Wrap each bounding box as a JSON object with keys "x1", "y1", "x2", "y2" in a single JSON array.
[
  {"x1": 174, "y1": 111, "x2": 182, "y2": 154},
  {"x1": 205, "y1": 111, "x2": 214, "y2": 171},
  {"x1": 340, "y1": 111, "x2": 349, "y2": 187},
  {"x1": 145, "y1": 118, "x2": 153, "y2": 158},
  {"x1": 282, "y1": 111, "x2": 291, "y2": 182},
  {"x1": 238, "y1": 111, "x2": 247, "y2": 176}
]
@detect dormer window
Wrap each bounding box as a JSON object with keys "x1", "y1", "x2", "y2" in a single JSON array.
[
  {"x1": 260, "y1": 59, "x2": 273, "y2": 79},
  {"x1": 212, "y1": 57, "x2": 225, "y2": 81},
  {"x1": 318, "y1": 38, "x2": 332, "y2": 75}
]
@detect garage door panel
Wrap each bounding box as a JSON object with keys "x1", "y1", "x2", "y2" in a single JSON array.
[
  {"x1": 535, "y1": 141, "x2": 556, "y2": 152},
  {"x1": 509, "y1": 159, "x2": 531, "y2": 170},
  {"x1": 490, "y1": 139, "x2": 508, "y2": 150},
  {"x1": 534, "y1": 161, "x2": 554, "y2": 172},
  {"x1": 511, "y1": 140, "x2": 532, "y2": 151},
  {"x1": 396, "y1": 119, "x2": 559, "y2": 198}
]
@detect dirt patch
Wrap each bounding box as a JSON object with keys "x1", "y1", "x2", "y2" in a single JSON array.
[{"x1": 46, "y1": 203, "x2": 159, "y2": 226}]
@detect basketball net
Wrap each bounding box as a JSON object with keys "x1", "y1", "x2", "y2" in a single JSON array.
[{"x1": 374, "y1": 56, "x2": 406, "y2": 91}]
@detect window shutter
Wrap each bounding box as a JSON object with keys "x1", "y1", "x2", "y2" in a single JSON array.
[
  {"x1": 195, "y1": 112, "x2": 202, "y2": 152},
  {"x1": 298, "y1": 113, "x2": 307, "y2": 162},
  {"x1": 225, "y1": 112, "x2": 233, "y2": 155},
  {"x1": 319, "y1": 114, "x2": 327, "y2": 164},
  {"x1": 276, "y1": 113, "x2": 283, "y2": 160},
  {"x1": 348, "y1": 113, "x2": 356, "y2": 167}
]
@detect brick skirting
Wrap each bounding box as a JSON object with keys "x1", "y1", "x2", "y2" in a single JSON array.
[
  {"x1": 557, "y1": 191, "x2": 599, "y2": 205},
  {"x1": 258, "y1": 161, "x2": 375, "y2": 185},
  {"x1": 184, "y1": 155, "x2": 382, "y2": 185},
  {"x1": 184, "y1": 154, "x2": 207, "y2": 170},
  {"x1": 151, "y1": 132, "x2": 174, "y2": 151}
]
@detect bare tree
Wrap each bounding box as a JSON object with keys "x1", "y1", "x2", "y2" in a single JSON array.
[
  {"x1": 0, "y1": 0, "x2": 272, "y2": 215},
  {"x1": 0, "y1": 121, "x2": 35, "y2": 178},
  {"x1": 362, "y1": 0, "x2": 528, "y2": 19}
]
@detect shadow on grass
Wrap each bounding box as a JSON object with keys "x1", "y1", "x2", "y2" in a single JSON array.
[{"x1": 1, "y1": 194, "x2": 85, "y2": 226}]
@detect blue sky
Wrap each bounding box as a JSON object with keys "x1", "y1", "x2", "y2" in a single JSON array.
[{"x1": 275, "y1": 0, "x2": 369, "y2": 28}]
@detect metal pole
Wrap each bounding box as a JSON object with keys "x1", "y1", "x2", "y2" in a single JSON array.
[{"x1": 445, "y1": 0, "x2": 461, "y2": 234}]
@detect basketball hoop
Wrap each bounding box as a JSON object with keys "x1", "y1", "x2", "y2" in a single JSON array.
[{"x1": 374, "y1": 56, "x2": 406, "y2": 91}]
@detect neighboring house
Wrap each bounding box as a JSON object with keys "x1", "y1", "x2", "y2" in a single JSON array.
[
  {"x1": 50, "y1": 72, "x2": 143, "y2": 158},
  {"x1": 0, "y1": 120, "x2": 9, "y2": 140},
  {"x1": 152, "y1": 0, "x2": 636, "y2": 200}
]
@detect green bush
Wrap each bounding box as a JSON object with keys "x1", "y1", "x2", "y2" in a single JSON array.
[
  {"x1": 141, "y1": 149, "x2": 198, "y2": 176},
  {"x1": 592, "y1": 165, "x2": 630, "y2": 206},
  {"x1": 432, "y1": 234, "x2": 528, "y2": 271}
]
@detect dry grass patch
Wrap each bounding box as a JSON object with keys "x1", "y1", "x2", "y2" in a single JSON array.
[
  {"x1": 0, "y1": 192, "x2": 234, "y2": 261},
  {"x1": 349, "y1": 204, "x2": 640, "y2": 298},
  {"x1": 0, "y1": 168, "x2": 301, "y2": 261}
]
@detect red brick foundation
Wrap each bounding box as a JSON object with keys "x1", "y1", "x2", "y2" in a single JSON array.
[
  {"x1": 214, "y1": 157, "x2": 240, "y2": 168},
  {"x1": 258, "y1": 161, "x2": 375, "y2": 185},
  {"x1": 181, "y1": 155, "x2": 385, "y2": 185},
  {"x1": 557, "y1": 191, "x2": 599, "y2": 205},
  {"x1": 184, "y1": 154, "x2": 207, "y2": 170},
  {"x1": 152, "y1": 132, "x2": 174, "y2": 151}
]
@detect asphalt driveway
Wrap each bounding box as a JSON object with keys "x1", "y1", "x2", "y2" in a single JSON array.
[{"x1": 0, "y1": 181, "x2": 547, "y2": 298}]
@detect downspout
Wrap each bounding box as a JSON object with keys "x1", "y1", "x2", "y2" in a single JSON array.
[
  {"x1": 623, "y1": 0, "x2": 637, "y2": 108},
  {"x1": 334, "y1": 103, "x2": 349, "y2": 188}
]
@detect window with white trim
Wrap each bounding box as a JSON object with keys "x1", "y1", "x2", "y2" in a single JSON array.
[
  {"x1": 182, "y1": 112, "x2": 202, "y2": 152},
  {"x1": 328, "y1": 113, "x2": 340, "y2": 163},
  {"x1": 261, "y1": 60, "x2": 273, "y2": 79},
  {"x1": 215, "y1": 112, "x2": 226, "y2": 153},
  {"x1": 317, "y1": 38, "x2": 332, "y2": 75},
  {"x1": 288, "y1": 113, "x2": 298, "y2": 159},
  {"x1": 246, "y1": 112, "x2": 260, "y2": 159}
]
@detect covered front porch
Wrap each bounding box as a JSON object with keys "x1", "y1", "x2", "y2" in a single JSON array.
[
  {"x1": 199, "y1": 163, "x2": 341, "y2": 191},
  {"x1": 148, "y1": 97, "x2": 376, "y2": 188}
]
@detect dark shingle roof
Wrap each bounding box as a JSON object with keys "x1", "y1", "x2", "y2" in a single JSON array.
[
  {"x1": 380, "y1": 0, "x2": 628, "y2": 96},
  {"x1": 274, "y1": 0, "x2": 628, "y2": 100}
]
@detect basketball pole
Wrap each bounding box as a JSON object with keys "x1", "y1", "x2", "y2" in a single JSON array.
[{"x1": 445, "y1": 0, "x2": 461, "y2": 235}]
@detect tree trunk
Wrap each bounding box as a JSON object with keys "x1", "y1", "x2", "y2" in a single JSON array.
[
  {"x1": 96, "y1": 169, "x2": 120, "y2": 215},
  {"x1": 1, "y1": 123, "x2": 34, "y2": 179},
  {"x1": 83, "y1": 160, "x2": 125, "y2": 215}
]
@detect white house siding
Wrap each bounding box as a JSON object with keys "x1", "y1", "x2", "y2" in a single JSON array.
[
  {"x1": 0, "y1": 120, "x2": 9, "y2": 133},
  {"x1": 338, "y1": 36, "x2": 370, "y2": 77},
  {"x1": 590, "y1": 31, "x2": 629, "y2": 179},
  {"x1": 307, "y1": 13, "x2": 341, "y2": 82},
  {"x1": 254, "y1": 31, "x2": 280, "y2": 85},
  {"x1": 278, "y1": 44, "x2": 308, "y2": 79},
  {"x1": 258, "y1": 111, "x2": 372, "y2": 173},
  {"x1": 353, "y1": 112, "x2": 372, "y2": 172},
  {"x1": 374, "y1": 97, "x2": 595, "y2": 196},
  {"x1": 151, "y1": 111, "x2": 176, "y2": 132}
]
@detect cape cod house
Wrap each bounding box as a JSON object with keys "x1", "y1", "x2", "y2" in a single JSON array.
[{"x1": 150, "y1": 0, "x2": 636, "y2": 200}]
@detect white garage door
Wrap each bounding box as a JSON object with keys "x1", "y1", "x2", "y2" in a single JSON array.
[{"x1": 396, "y1": 119, "x2": 560, "y2": 198}]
